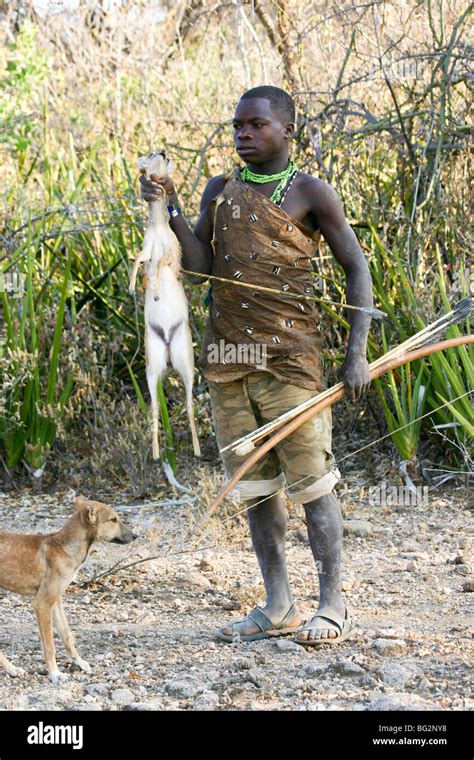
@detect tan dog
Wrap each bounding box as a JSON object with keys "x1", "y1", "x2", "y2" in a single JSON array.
[{"x1": 0, "y1": 497, "x2": 136, "y2": 684}]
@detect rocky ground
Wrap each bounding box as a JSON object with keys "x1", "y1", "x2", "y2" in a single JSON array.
[{"x1": 0, "y1": 469, "x2": 472, "y2": 712}]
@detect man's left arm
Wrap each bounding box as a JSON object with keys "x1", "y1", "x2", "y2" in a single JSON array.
[{"x1": 308, "y1": 179, "x2": 373, "y2": 402}]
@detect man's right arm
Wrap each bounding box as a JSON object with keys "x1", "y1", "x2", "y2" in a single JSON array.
[{"x1": 139, "y1": 173, "x2": 226, "y2": 284}]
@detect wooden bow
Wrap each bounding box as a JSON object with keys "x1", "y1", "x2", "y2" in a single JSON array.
[{"x1": 206, "y1": 334, "x2": 474, "y2": 517}]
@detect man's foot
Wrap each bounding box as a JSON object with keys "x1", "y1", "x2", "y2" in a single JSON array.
[
  {"x1": 217, "y1": 603, "x2": 303, "y2": 642},
  {"x1": 295, "y1": 604, "x2": 354, "y2": 646}
]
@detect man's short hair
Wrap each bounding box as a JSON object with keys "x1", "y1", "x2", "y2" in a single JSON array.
[{"x1": 240, "y1": 86, "x2": 295, "y2": 123}]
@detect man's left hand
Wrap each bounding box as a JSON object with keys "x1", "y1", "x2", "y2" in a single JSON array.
[{"x1": 338, "y1": 354, "x2": 371, "y2": 403}]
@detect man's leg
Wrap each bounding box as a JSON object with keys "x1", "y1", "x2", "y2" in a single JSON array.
[
  {"x1": 296, "y1": 491, "x2": 345, "y2": 641},
  {"x1": 221, "y1": 492, "x2": 301, "y2": 637}
]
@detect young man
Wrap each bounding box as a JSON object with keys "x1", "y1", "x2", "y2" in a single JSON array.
[{"x1": 140, "y1": 86, "x2": 373, "y2": 645}]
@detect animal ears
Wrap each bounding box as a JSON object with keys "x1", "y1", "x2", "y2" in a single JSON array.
[
  {"x1": 157, "y1": 150, "x2": 174, "y2": 175},
  {"x1": 74, "y1": 496, "x2": 98, "y2": 525}
]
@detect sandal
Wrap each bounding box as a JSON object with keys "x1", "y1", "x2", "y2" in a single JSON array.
[
  {"x1": 293, "y1": 606, "x2": 354, "y2": 647},
  {"x1": 216, "y1": 603, "x2": 303, "y2": 643}
]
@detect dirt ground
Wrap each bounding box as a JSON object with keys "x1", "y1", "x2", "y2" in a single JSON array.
[{"x1": 0, "y1": 462, "x2": 472, "y2": 713}]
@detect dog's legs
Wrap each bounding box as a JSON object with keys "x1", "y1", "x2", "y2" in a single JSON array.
[
  {"x1": 0, "y1": 650, "x2": 26, "y2": 678},
  {"x1": 52, "y1": 599, "x2": 91, "y2": 674},
  {"x1": 145, "y1": 327, "x2": 168, "y2": 461},
  {"x1": 32, "y1": 589, "x2": 67, "y2": 685},
  {"x1": 169, "y1": 324, "x2": 201, "y2": 457}
]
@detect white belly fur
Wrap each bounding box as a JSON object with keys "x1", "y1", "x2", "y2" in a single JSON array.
[
  {"x1": 144, "y1": 224, "x2": 189, "y2": 332},
  {"x1": 144, "y1": 267, "x2": 189, "y2": 330}
]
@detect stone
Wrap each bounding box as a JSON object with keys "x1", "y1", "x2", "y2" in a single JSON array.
[
  {"x1": 111, "y1": 688, "x2": 136, "y2": 705},
  {"x1": 222, "y1": 600, "x2": 241, "y2": 611},
  {"x1": 455, "y1": 564, "x2": 471, "y2": 576},
  {"x1": 462, "y1": 580, "x2": 474, "y2": 592},
  {"x1": 165, "y1": 680, "x2": 203, "y2": 699},
  {"x1": 273, "y1": 639, "x2": 301, "y2": 652},
  {"x1": 333, "y1": 658, "x2": 366, "y2": 677},
  {"x1": 299, "y1": 662, "x2": 331, "y2": 677},
  {"x1": 231, "y1": 657, "x2": 253, "y2": 670},
  {"x1": 341, "y1": 576, "x2": 355, "y2": 591},
  {"x1": 185, "y1": 572, "x2": 213, "y2": 590},
  {"x1": 136, "y1": 612, "x2": 157, "y2": 625},
  {"x1": 371, "y1": 638, "x2": 407, "y2": 655},
  {"x1": 245, "y1": 669, "x2": 261, "y2": 685},
  {"x1": 405, "y1": 560, "x2": 418, "y2": 572},
  {"x1": 417, "y1": 677, "x2": 432, "y2": 692},
  {"x1": 366, "y1": 693, "x2": 440, "y2": 711},
  {"x1": 377, "y1": 662, "x2": 422, "y2": 687},
  {"x1": 343, "y1": 520, "x2": 373, "y2": 538},
  {"x1": 84, "y1": 683, "x2": 109, "y2": 697},
  {"x1": 27, "y1": 687, "x2": 78, "y2": 706},
  {"x1": 192, "y1": 690, "x2": 220, "y2": 711}
]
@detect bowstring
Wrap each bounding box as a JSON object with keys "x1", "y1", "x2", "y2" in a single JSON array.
[
  {"x1": 98, "y1": 389, "x2": 472, "y2": 580},
  {"x1": 182, "y1": 268, "x2": 384, "y2": 318},
  {"x1": 216, "y1": 389, "x2": 472, "y2": 526}
]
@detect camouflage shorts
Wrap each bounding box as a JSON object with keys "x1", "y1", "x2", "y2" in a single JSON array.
[{"x1": 207, "y1": 372, "x2": 341, "y2": 503}]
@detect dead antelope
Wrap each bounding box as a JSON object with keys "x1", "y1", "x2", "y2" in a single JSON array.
[{"x1": 129, "y1": 150, "x2": 200, "y2": 461}]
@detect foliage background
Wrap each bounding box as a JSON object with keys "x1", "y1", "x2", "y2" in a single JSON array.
[{"x1": 0, "y1": 0, "x2": 472, "y2": 494}]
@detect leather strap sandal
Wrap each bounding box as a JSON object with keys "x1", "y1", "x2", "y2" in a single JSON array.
[{"x1": 216, "y1": 603, "x2": 303, "y2": 642}]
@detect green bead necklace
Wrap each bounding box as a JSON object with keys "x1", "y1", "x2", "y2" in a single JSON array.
[{"x1": 240, "y1": 159, "x2": 297, "y2": 206}]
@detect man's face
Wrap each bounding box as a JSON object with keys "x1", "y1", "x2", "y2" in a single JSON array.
[{"x1": 232, "y1": 97, "x2": 294, "y2": 165}]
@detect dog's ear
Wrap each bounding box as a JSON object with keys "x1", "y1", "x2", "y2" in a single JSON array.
[
  {"x1": 85, "y1": 504, "x2": 98, "y2": 525},
  {"x1": 74, "y1": 496, "x2": 87, "y2": 510},
  {"x1": 76, "y1": 501, "x2": 98, "y2": 525}
]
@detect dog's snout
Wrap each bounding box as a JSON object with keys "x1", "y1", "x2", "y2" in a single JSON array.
[{"x1": 118, "y1": 525, "x2": 137, "y2": 544}]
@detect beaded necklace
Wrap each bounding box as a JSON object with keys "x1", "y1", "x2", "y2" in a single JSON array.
[{"x1": 240, "y1": 159, "x2": 298, "y2": 206}]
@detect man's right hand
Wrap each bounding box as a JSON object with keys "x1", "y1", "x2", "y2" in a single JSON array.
[{"x1": 139, "y1": 172, "x2": 178, "y2": 205}]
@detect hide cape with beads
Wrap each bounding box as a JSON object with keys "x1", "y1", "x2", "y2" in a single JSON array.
[{"x1": 198, "y1": 166, "x2": 325, "y2": 392}]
